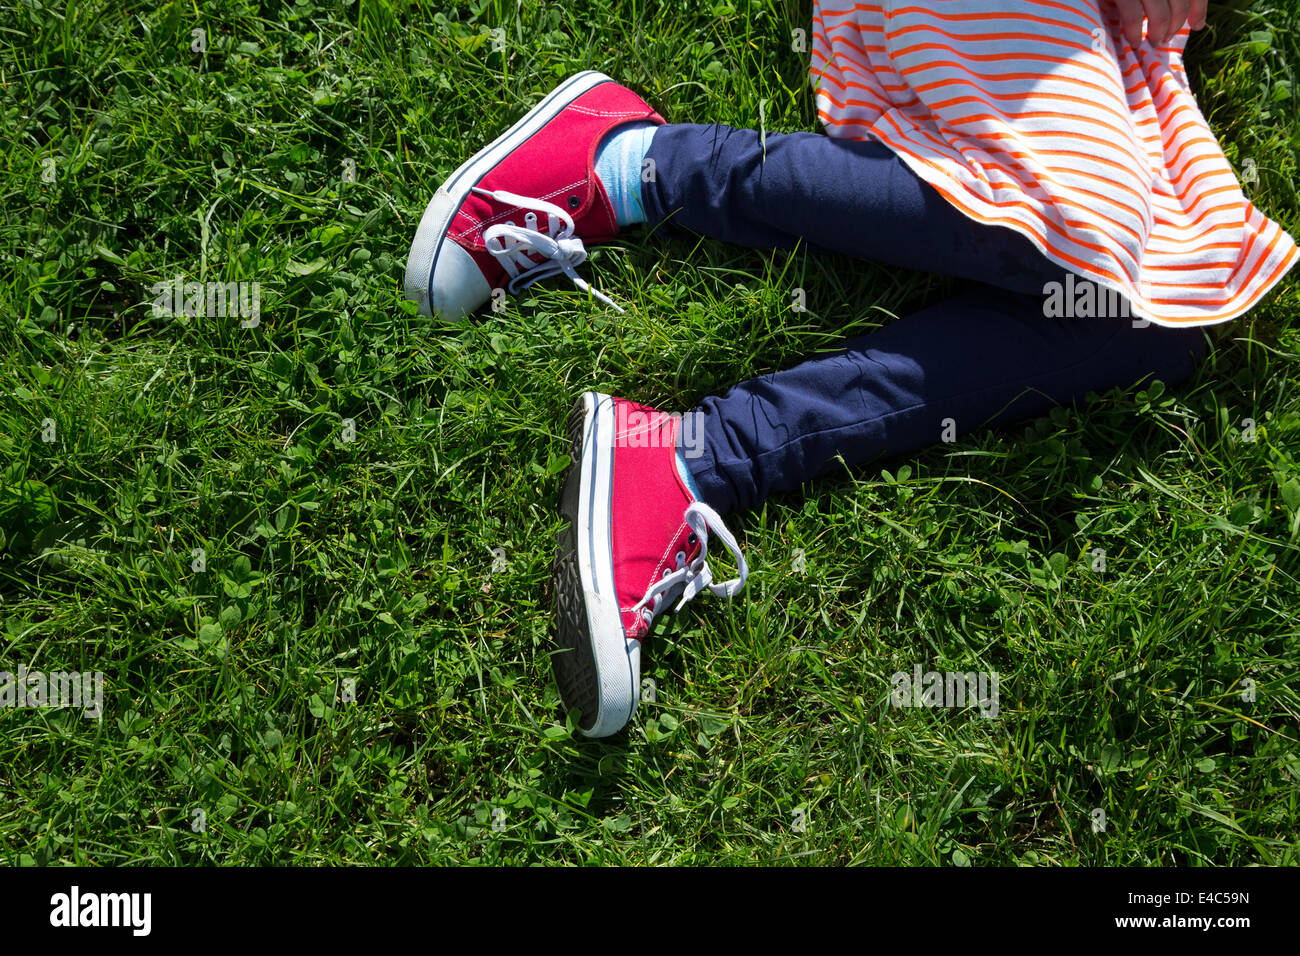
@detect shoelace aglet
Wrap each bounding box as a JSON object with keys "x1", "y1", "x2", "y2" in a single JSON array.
[
  {"x1": 674, "y1": 566, "x2": 712, "y2": 611},
  {"x1": 572, "y1": 276, "x2": 626, "y2": 314}
]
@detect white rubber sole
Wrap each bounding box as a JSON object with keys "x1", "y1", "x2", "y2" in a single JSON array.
[
  {"x1": 565, "y1": 392, "x2": 640, "y2": 738},
  {"x1": 403, "y1": 70, "x2": 616, "y2": 320}
]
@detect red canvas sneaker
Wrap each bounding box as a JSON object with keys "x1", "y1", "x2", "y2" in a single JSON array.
[
  {"x1": 552, "y1": 392, "x2": 748, "y2": 738},
  {"x1": 404, "y1": 71, "x2": 665, "y2": 320}
]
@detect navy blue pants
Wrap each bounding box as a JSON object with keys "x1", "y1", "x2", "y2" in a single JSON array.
[{"x1": 640, "y1": 123, "x2": 1208, "y2": 515}]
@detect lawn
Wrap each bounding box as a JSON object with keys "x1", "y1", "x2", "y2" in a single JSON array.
[{"x1": 1, "y1": 0, "x2": 1297, "y2": 865}]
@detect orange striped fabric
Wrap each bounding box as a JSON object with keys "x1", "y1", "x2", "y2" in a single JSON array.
[{"x1": 810, "y1": 0, "x2": 1297, "y2": 326}]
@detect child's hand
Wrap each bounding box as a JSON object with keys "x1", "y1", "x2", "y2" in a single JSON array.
[{"x1": 1114, "y1": 0, "x2": 1209, "y2": 48}]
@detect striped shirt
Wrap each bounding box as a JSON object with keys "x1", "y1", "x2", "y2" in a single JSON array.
[{"x1": 810, "y1": 0, "x2": 1297, "y2": 326}]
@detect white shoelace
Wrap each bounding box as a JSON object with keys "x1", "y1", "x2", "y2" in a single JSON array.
[
  {"x1": 630, "y1": 502, "x2": 748, "y2": 626},
  {"x1": 470, "y1": 186, "x2": 624, "y2": 313}
]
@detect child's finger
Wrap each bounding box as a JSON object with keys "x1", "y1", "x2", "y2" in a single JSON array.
[
  {"x1": 1115, "y1": 0, "x2": 1147, "y2": 48},
  {"x1": 1190, "y1": 0, "x2": 1208, "y2": 30},
  {"x1": 1164, "y1": 0, "x2": 1189, "y2": 41},
  {"x1": 1141, "y1": 0, "x2": 1172, "y2": 45}
]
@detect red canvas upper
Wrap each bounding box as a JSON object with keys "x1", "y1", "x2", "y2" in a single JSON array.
[
  {"x1": 451, "y1": 82, "x2": 665, "y2": 291},
  {"x1": 607, "y1": 399, "x2": 701, "y2": 642}
]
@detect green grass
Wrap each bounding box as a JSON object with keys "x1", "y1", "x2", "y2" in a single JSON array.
[{"x1": 1, "y1": 0, "x2": 1297, "y2": 865}]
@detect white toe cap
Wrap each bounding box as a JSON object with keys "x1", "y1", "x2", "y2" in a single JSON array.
[
  {"x1": 404, "y1": 190, "x2": 493, "y2": 321},
  {"x1": 429, "y1": 240, "x2": 491, "y2": 320}
]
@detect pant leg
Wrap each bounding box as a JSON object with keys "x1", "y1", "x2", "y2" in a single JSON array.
[
  {"x1": 687, "y1": 287, "x2": 1208, "y2": 515},
  {"x1": 641, "y1": 123, "x2": 1058, "y2": 297}
]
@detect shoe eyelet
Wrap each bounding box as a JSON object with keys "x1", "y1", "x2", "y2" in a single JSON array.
[
  {"x1": 688, "y1": 533, "x2": 698, "y2": 545},
  {"x1": 567, "y1": 195, "x2": 580, "y2": 209}
]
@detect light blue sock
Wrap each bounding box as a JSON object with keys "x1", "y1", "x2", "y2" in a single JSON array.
[
  {"x1": 593, "y1": 121, "x2": 657, "y2": 227},
  {"x1": 675, "y1": 449, "x2": 705, "y2": 502}
]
